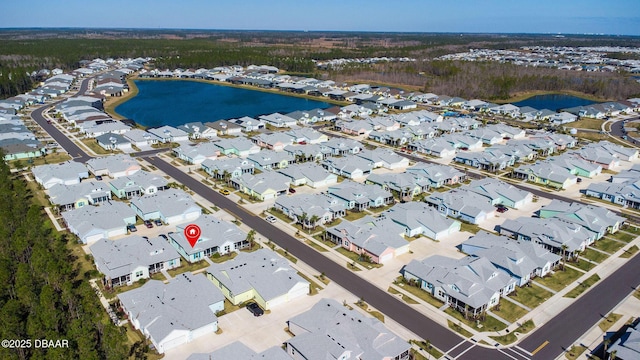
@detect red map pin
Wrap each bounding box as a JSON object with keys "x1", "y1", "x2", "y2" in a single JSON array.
[{"x1": 184, "y1": 224, "x2": 201, "y2": 248}]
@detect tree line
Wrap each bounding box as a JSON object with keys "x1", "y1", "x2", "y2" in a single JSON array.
[{"x1": 0, "y1": 157, "x2": 129, "y2": 360}]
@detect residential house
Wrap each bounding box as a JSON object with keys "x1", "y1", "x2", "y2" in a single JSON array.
[
  {"x1": 204, "y1": 120, "x2": 243, "y2": 136},
  {"x1": 365, "y1": 172, "x2": 430, "y2": 200},
  {"x1": 356, "y1": 148, "x2": 410, "y2": 170},
  {"x1": 327, "y1": 182, "x2": 394, "y2": 211},
  {"x1": 230, "y1": 172, "x2": 291, "y2": 201},
  {"x1": 213, "y1": 137, "x2": 261, "y2": 157},
  {"x1": 230, "y1": 116, "x2": 265, "y2": 132},
  {"x1": 550, "y1": 112, "x2": 578, "y2": 124},
  {"x1": 95, "y1": 133, "x2": 132, "y2": 151},
  {"x1": 401, "y1": 255, "x2": 516, "y2": 317},
  {"x1": 118, "y1": 273, "x2": 224, "y2": 354},
  {"x1": 122, "y1": 129, "x2": 160, "y2": 148},
  {"x1": 322, "y1": 156, "x2": 373, "y2": 179},
  {"x1": 201, "y1": 157, "x2": 255, "y2": 180},
  {"x1": 424, "y1": 189, "x2": 496, "y2": 225},
  {"x1": 129, "y1": 188, "x2": 201, "y2": 224},
  {"x1": 537, "y1": 199, "x2": 625, "y2": 239},
  {"x1": 407, "y1": 138, "x2": 457, "y2": 158},
  {"x1": 247, "y1": 149, "x2": 294, "y2": 170},
  {"x1": 173, "y1": 142, "x2": 220, "y2": 164},
  {"x1": 206, "y1": 248, "x2": 309, "y2": 310},
  {"x1": 285, "y1": 298, "x2": 410, "y2": 360},
  {"x1": 284, "y1": 127, "x2": 329, "y2": 144},
  {"x1": 147, "y1": 125, "x2": 190, "y2": 143},
  {"x1": 86, "y1": 154, "x2": 141, "y2": 178},
  {"x1": 325, "y1": 215, "x2": 410, "y2": 264},
  {"x1": 335, "y1": 119, "x2": 374, "y2": 136},
  {"x1": 90, "y1": 235, "x2": 181, "y2": 288},
  {"x1": 32, "y1": 160, "x2": 89, "y2": 189},
  {"x1": 178, "y1": 122, "x2": 217, "y2": 140},
  {"x1": 277, "y1": 162, "x2": 337, "y2": 188},
  {"x1": 605, "y1": 319, "x2": 640, "y2": 360},
  {"x1": 513, "y1": 161, "x2": 578, "y2": 189},
  {"x1": 108, "y1": 170, "x2": 169, "y2": 199},
  {"x1": 385, "y1": 202, "x2": 461, "y2": 240},
  {"x1": 169, "y1": 215, "x2": 249, "y2": 263},
  {"x1": 259, "y1": 113, "x2": 297, "y2": 128},
  {"x1": 459, "y1": 231, "x2": 560, "y2": 286},
  {"x1": 465, "y1": 178, "x2": 533, "y2": 209},
  {"x1": 48, "y1": 181, "x2": 112, "y2": 211},
  {"x1": 188, "y1": 342, "x2": 289, "y2": 360},
  {"x1": 274, "y1": 193, "x2": 346, "y2": 228},
  {"x1": 454, "y1": 150, "x2": 515, "y2": 172},
  {"x1": 499, "y1": 217, "x2": 592, "y2": 256},
  {"x1": 251, "y1": 132, "x2": 294, "y2": 151},
  {"x1": 323, "y1": 138, "x2": 363, "y2": 156},
  {"x1": 61, "y1": 201, "x2": 137, "y2": 244}
]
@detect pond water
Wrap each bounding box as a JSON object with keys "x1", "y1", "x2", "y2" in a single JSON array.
[
  {"x1": 512, "y1": 94, "x2": 598, "y2": 112},
  {"x1": 115, "y1": 80, "x2": 331, "y2": 128}
]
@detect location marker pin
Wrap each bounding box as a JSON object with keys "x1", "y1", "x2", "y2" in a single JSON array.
[{"x1": 184, "y1": 224, "x2": 201, "y2": 248}]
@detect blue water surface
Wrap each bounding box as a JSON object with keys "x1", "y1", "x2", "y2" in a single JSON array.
[
  {"x1": 115, "y1": 80, "x2": 331, "y2": 128},
  {"x1": 512, "y1": 94, "x2": 598, "y2": 112}
]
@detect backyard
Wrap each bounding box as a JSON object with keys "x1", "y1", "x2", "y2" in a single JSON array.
[{"x1": 535, "y1": 267, "x2": 583, "y2": 292}]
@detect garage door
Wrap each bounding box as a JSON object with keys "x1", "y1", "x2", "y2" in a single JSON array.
[{"x1": 379, "y1": 252, "x2": 393, "y2": 263}]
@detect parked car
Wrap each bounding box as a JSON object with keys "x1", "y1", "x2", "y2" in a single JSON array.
[
  {"x1": 495, "y1": 205, "x2": 509, "y2": 213},
  {"x1": 126, "y1": 224, "x2": 137, "y2": 233},
  {"x1": 266, "y1": 215, "x2": 277, "y2": 223},
  {"x1": 288, "y1": 187, "x2": 296, "y2": 194},
  {"x1": 95, "y1": 175, "x2": 103, "y2": 181},
  {"x1": 576, "y1": 177, "x2": 583, "y2": 183},
  {"x1": 246, "y1": 302, "x2": 264, "y2": 317},
  {"x1": 154, "y1": 219, "x2": 163, "y2": 226},
  {"x1": 144, "y1": 220, "x2": 153, "y2": 228},
  {"x1": 219, "y1": 189, "x2": 230, "y2": 195}
]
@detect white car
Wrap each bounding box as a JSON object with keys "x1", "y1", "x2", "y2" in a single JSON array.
[{"x1": 266, "y1": 215, "x2": 277, "y2": 223}]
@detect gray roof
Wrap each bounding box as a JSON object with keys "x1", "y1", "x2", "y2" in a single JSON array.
[
  {"x1": 538, "y1": 199, "x2": 625, "y2": 235},
  {"x1": 62, "y1": 201, "x2": 136, "y2": 240},
  {"x1": 187, "y1": 342, "x2": 290, "y2": 360},
  {"x1": 171, "y1": 215, "x2": 247, "y2": 256},
  {"x1": 214, "y1": 137, "x2": 260, "y2": 153},
  {"x1": 328, "y1": 181, "x2": 392, "y2": 206},
  {"x1": 275, "y1": 193, "x2": 346, "y2": 219},
  {"x1": 425, "y1": 189, "x2": 495, "y2": 218},
  {"x1": 287, "y1": 298, "x2": 410, "y2": 360},
  {"x1": 86, "y1": 154, "x2": 141, "y2": 176},
  {"x1": 500, "y1": 217, "x2": 591, "y2": 252},
  {"x1": 31, "y1": 160, "x2": 88, "y2": 186},
  {"x1": 118, "y1": 273, "x2": 223, "y2": 346},
  {"x1": 385, "y1": 202, "x2": 459, "y2": 236},
  {"x1": 277, "y1": 162, "x2": 334, "y2": 183},
  {"x1": 402, "y1": 255, "x2": 514, "y2": 309},
  {"x1": 48, "y1": 181, "x2": 111, "y2": 206},
  {"x1": 108, "y1": 170, "x2": 169, "y2": 192},
  {"x1": 608, "y1": 321, "x2": 640, "y2": 360},
  {"x1": 247, "y1": 149, "x2": 294, "y2": 167},
  {"x1": 233, "y1": 172, "x2": 291, "y2": 194},
  {"x1": 406, "y1": 163, "x2": 464, "y2": 186},
  {"x1": 461, "y1": 231, "x2": 560, "y2": 279},
  {"x1": 89, "y1": 235, "x2": 181, "y2": 279},
  {"x1": 201, "y1": 157, "x2": 254, "y2": 175},
  {"x1": 95, "y1": 132, "x2": 130, "y2": 146},
  {"x1": 148, "y1": 125, "x2": 189, "y2": 139},
  {"x1": 326, "y1": 215, "x2": 408, "y2": 257},
  {"x1": 465, "y1": 178, "x2": 532, "y2": 206},
  {"x1": 130, "y1": 188, "x2": 200, "y2": 219},
  {"x1": 206, "y1": 248, "x2": 308, "y2": 303}
]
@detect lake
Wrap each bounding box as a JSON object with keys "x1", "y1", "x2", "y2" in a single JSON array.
[
  {"x1": 115, "y1": 80, "x2": 332, "y2": 128},
  {"x1": 512, "y1": 94, "x2": 598, "y2": 112}
]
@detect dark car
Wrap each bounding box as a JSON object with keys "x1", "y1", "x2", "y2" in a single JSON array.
[
  {"x1": 127, "y1": 224, "x2": 137, "y2": 233},
  {"x1": 154, "y1": 219, "x2": 163, "y2": 226},
  {"x1": 144, "y1": 220, "x2": 153, "y2": 228},
  {"x1": 496, "y1": 205, "x2": 508, "y2": 213},
  {"x1": 246, "y1": 302, "x2": 264, "y2": 317},
  {"x1": 577, "y1": 177, "x2": 583, "y2": 183},
  {"x1": 288, "y1": 187, "x2": 296, "y2": 194}
]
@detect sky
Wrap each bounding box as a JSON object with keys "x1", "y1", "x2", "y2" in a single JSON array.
[{"x1": 2, "y1": 0, "x2": 639, "y2": 36}]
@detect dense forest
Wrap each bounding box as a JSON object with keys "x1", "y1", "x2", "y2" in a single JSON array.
[
  {"x1": 1, "y1": 29, "x2": 640, "y2": 100},
  {"x1": 0, "y1": 157, "x2": 129, "y2": 360}
]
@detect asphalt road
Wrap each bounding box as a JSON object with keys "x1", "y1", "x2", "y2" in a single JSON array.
[
  {"x1": 31, "y1": 78, "x2": 93, "y2": 163},
  {"x1": 144, "y1": 154, "x2": 640, "y2": 360}
]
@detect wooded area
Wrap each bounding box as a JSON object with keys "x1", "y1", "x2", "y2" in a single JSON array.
[
  {"x1": 0, "y1": 157, "x2": 129, "y2": 360},
  {"x1": 1, "y1": 30, "x2": 640, "y2": 100}
]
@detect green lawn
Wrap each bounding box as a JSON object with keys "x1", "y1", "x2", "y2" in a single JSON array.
[
  {"x1": 570, "y1": 259, "x2": 596, "y2": 272},
  {"x1": 515, "y1": 319, "x2": 535, "y2": 334},
  {"x1": 571, "y1": 118, "x2": 606, "y2": 130},
  {"x1": 394, "y1": 281, "x2": 445, "y2": 309},
  {"x1": 210, "y1": 252, "x2": 238, "y2": 263},
  {"x1": 305, "y1": 239, "x2": 329, "y2": 252},
  {"x1": 564, "y1": 345, "x2": 588, "y2": 360},
  {"x1": 354, "y1": 301, "x2": 384, "y2": 323},
  {"x1": 459, "y1": 221, "x2": 482, "y2": 234},
  {"x1": 276, "y1": 249, "x2": 298, "y2": 263},
  {"x1": 492, "y1": 299, "x2": 528, "y2": 323},
  {"x1": 167, "y1": 260, "x2": 209, "y2": 277},
  {"x1": 410, "y1": 340, "x2": 444, "y2": 359},
  {"x1": 508, "y1": 284, "x2": 553, "y2": 309},
  {"x1": 9, "y1": 152, "x2": 71, "y2": 169},
  {"x1": 535, "y1": 267, "x2": 583, "y2": 292},
  {"x1": 598, "y1": 313, "x2": 623, "y2": 332},
  {"x1": 80, "y1": 138, "x2": 111, "y2": 155},
  {"x1": 593, "y1": 237, "x2": 626, "y2": 254},
  {"x1": 267, "y1": 208, "x2": 294, "y2": 223},
  {"x1": 343, "y1": 210, "x2": 368, "y2": 221},
  {"x1": 564, "y1": 274, "x2": 601, "y2": 298},
  {"x1": 490, "y1": 333, "x2": 517, "y2": 345},
  {"x1": 388, "y1": 287, "x2": 419, "y2": 304},
  {"x1": 581, "y1": 248, "x2": 610, "y2": 263},
  {"x1": 444, "y1": 308, "x2": 508, "y2": 332},
  {"x1": 447, "y1": 320, "x2": 474, "y2": 338},
  {"x1": 620, "y1": 245, "x2": 639, "y2": 258},
  {"x1": 609, "y1": 231, "x2": 637, "y2": 243},
  {"x1": 335, "y1": 247, "x2": 383, "y2": 269}
]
